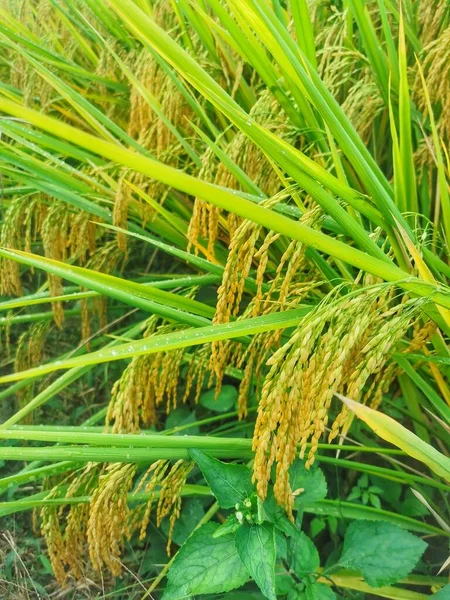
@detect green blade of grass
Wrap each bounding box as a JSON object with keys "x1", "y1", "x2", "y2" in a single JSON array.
[
  {"x1": 337, "y1": 394, "x2": 450, "y2": 481},
  {"x1": 1, "y1": 98, "x2": 448, "y2": 308},
  {"x1": 303, "y1": 499, "x2": 449, "y2": 537},
  {"x1": 107, "y1": 0, "x2": 399, "y2": 259},
  {"x1": 290, "y1": 0, "x2": 316, "y2": 69},
  {"x1": 0, "y1": 307, "x2": 313, "y2": 383},
  {"x1": 398, "y1": 9, "x2": 418, "y2": 215},
  {"x1": 0, "y1": 248, "x2": 214, "y2": 324},
  {"x1": 394, "y1": 355, "x2": 450, "y2": 424}
]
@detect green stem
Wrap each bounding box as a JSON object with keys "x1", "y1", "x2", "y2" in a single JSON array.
[{"x1": 318, "y1": 455, "x2": 449, "y2": 492}]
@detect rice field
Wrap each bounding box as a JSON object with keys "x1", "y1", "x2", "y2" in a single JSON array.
[{"x1": 0, "y1": 1, "x2": 449, "y2": 598}]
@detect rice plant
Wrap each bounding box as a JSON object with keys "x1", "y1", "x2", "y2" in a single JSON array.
[{"x1": 0, "y1": 0, "x2": 449, "y2": 598}]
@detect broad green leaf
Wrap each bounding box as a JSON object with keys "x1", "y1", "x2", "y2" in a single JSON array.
[
  {"x1": 290, "y1": 460, "x2": 327, "y2": 508},
  {"x1": 275, "y1": 528, "x2": 288, "y2": 560},
  {"x1": 165, "y1": 407, "x2": 200, "y2": 436},
  {"x1": 339, "y1": 521, "x2": 427, "y2": 587},
  {"x1": 288, "y1": 531, "x2": 320, "y2": 578},
  {"x1": 275, "y1": 572, "x2": 296, "y2": 596},
  {"x1": 220, "y1": 594, "x2": 261, "y2": 600},
  {"x1": 162, "y1": 523, "x2": 249, "y2": 600},
  {"x1": 310, "y1": 517, "x2": 326, "y2": 538},
  {"x1": 304, "y1": 583, "x2": 336, "y2": 600},
  {"x1": 189, "y1": 449, "x2": 254, "y2": 508},
  {"x1": 263, "y1": 491, "x2": 297, "y2": 536},
  {"x1": 338, "y1": 395, "x2": 450, "y2": 481},
  {"x1": 200, "y1": 385, "x2": 238, "y2": 413},
  {"x1": 235, "y1": 523, "x2": 277, "y2": 600}
]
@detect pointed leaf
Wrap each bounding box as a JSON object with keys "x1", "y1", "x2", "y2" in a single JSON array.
[
  {"x1": 304, "y1": 583, "x2": 336, "y2": 600},
  {"x1": 290, "y1": 460, "x2": 327, "y2": 508},
  {"x1": 235, "y1": 523, "x2": 277, "y2": 600},
  {"x1": 339, "y1": 521, "x2": 427, "y2": 587},
  {"x1": 162, "y1": 523, "x2": 248, "y2": 599},
  {"x1": 189, "y1": 449, "x2": 254, "y2": 508},
  {"x1": 288, "y1": 531, "x2": 320, "y2": 578},
  {"x1": 337, "y1": 394, "x2": 450, "y2": 481}
]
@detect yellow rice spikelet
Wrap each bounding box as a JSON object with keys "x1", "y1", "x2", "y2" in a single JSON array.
[
  {"x1": 0, "y1": 196, "x2": 45, "y2": 296},
  {"x1": 210, "y1": 203, "x2": 321, "y2": 395},
  {"x1": 40, "y1": 463, "x2": 101, "y2": 584},
  {"x1": 87, "y1": 463, "x2": 137, "y2": 576},
  {"x1": 329, "y1": 298, "x2": 424, "y2": 442},
  {"x1": 107, "y1": 319, "x2": 190, "y2": 432},
  {"x1": 418, "y1": 0, "x2": 449, "y2": 44},
  {"x1": 40, "y1": 488, "x2": 70, "y2": 584},
  {"x1": 113, "y1": 174, "x2": 131, "y2": 253},
  {"x1": 107, "y1": 354, "x2": 158, "y2": 433},
  {"x1": 188, "y1": 147, "x2": 220, "y2": 256},
  {"x1": 183, "y1": 345, "x2": 211, "y2": 405},
  {"x1": 365, "y1": 317, "x2": 437, "y2": 410},
  {"x1": 131, "y1": 459, "x2": 194, "y2": 554},
  {"x1": 188, "y1": 89, "x2": 295, "y2": 254},
  {"x1": 415, "y1": 26, "x2": 450, "y2": 140},
  {"x1": 41, "y1": 202, "x2": 99, "y2": 327},
  {"x1": 41, "y1": 203, "x2": 71, "y2": 328},
  {"x1": 252, "y1": 288, "x2": 422, "y2": 518},
  {"x1": 14, "y1": 322, "x2": 49, "y2": 422}
]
